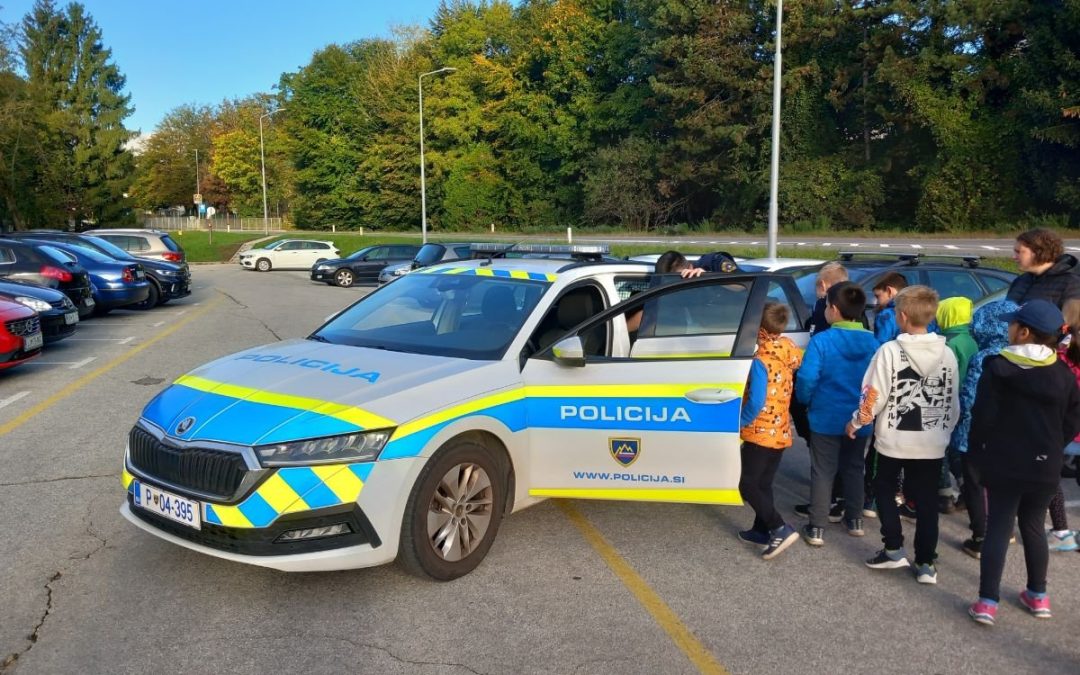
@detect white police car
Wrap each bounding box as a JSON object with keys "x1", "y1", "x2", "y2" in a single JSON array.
[{"x1": 121, "y1": 245, "x2": 811, "y2": 579}]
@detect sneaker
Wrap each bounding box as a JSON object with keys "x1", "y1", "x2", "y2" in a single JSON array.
[
  {"x1": 914, "y1": 563, "x2": 938, "y2": 584},
  {"x1": 738, "y1": 529, "x2": 770, "y2": 546},
  {"x1": 865, "y1": 548, "x2": 910, "y2": 570},
  {"x1": 962, "y1": 537, "x2": 983, "y2": 560},
  {"x1": 1047, "y1": 530, "x2": 1079, "y2": 552},
  {"x1": 794, "y1": 503, "x2": 810, "y2": 518},
  {"x1": 968, "y1": 599, "x2": 997, "y2": 626},
  {"x1": 828, "y1": 500, "x2": 845, "y2": 524},
  {"x1": 845, "y1": 518, "x2": 865, "y2": 537},
  {"x1": 862, "y1": 497, "x2": 878, "y2": 519},
  {"x1": 898, "y1": 503, "x2": 918, "y2": 523},
  {"x1": 762, "y1": 524, "x2": 800, "y2": 560},
  {"x1": 1019, "y1": 590, "x2": 1052, "y2": 619},
  {"x1": 801, "y1": 524, "x2": 825, "y2": 546}
]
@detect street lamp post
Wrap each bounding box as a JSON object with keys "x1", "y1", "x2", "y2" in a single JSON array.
[
  {"x1": 766, "y1": 0, "x2": 783, "y2": 260},
  {"x1": 194, "y1": 148, "x2": 200, "y2": 223},
  {"x1": 260, "y1": 108, "x2": 286, "y2": 235},
  {"x1": 419, "y1": 67, "x2": 456, "y2": 244}
]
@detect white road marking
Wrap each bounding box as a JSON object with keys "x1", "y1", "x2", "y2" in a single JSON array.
[
  {"x1": 66, "y1": 337, "x2": 135, "y2": 343},
  {"x1": 175, "y1": 310, "x2": 188, "y2": 316},
  {"x1": 879, "y1": 243, "x2": 890, "y2": 248},
  {"x1": 151, "y1": 321, "x2": 165, "y2": 327},
  {"x1": 118, "y1": 336, "x2": 135, "y2": 345},
  {"x1": 796, "y1": 242, "x2": 807, "y2": 247},
  {"x1": 981, "y1": 245, "x2": 999, "y2": 250},
  {"x1": 0, "y1": 391, "x2": 30, "y2": 410},
  {"x1": 911, "y1": 244, "x2": 923, "y2": 249},
  {"x1": 821, "y1": 242, "x2": 832, "y2": 247},
  {"x1": 1068, "y1": 247, "x2": 1080, "y2": 252},
  {"x1": 69, "y1": 357, "x2": 96, "y2": 369},
  {"x1": 944, "y1": 244, "x2": 958, "y2": 250},
  {"x1": 1066, "y1": 500, "x2": 1080, "y2": 508},
  {"x1": 848, "y1": 243, "x2": 861, "y2": 247}
]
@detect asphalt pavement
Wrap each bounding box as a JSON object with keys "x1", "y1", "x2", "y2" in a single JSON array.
[{"x1": 1, "y1": 265, "x2": 1078, "y2": 675}]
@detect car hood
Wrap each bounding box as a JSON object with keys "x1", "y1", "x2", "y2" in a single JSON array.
[
  {"x1": 315, "y1": 257, "x2": 352, "y2": 267},
  {"x1": 0, "y1": 279, "x2": 66, "y2": 302},
  {"x1": 140, "y1": 338, "x2": 511, "y2": 447}
]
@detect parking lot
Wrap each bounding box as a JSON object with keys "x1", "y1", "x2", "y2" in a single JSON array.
[{"x1": 1, "y1": 264, "x2": 1078, "y2": 675}]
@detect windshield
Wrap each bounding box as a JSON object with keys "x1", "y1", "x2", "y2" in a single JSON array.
[
  {"x1": 62, "y1": 244, "x2": 115, "y2": 264},
  {"x1": 313, "y1": 272, "x2": 551, "y2": 359},
  {"x1": 347, "y1": 246, "x2": 375, "y2": 260},
  {"x1": 263, "y1": 240, "x2": 287, "y2": 250},
  {"x1": 414, "y1": 243, "x2": 446, "y2": 266},
  {"x1": 78, "y1": 236, "x2": 134, "y2": 260}
]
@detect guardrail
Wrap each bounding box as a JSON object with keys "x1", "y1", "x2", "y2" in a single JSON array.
[{"x1": 137, "y1": 216, "x2": 286, "y2": 232}]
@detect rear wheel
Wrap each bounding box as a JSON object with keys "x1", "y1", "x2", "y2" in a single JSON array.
[
  {"x1": 134, "y1": 280, "x2": 160, "y2": 310},
  {"x1": 334, "y1": 269, "x2": 354, "y2": 287},
  {"x1": 256, "y1": 258, "x2": 272, "y2": 272},
  {"x1": 398, "y1": 439, "x2": 507, "y2": 581}
]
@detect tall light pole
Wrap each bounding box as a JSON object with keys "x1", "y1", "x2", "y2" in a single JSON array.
[
  {"x1": 767, "y1": 0, "x2": 783, "y2": 260},
  {"x1": 194, "y1": 148, "x2": 200, "y2": 221},
  {"x1": 260, "y1": 108, "x2": 286, "y2": 235},
  {"x1": 419, "y1": 67, "x2": 456, "y2": 244}
]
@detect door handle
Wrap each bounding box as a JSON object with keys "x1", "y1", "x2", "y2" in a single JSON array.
[{"x1": 685, "y1": 388, "x2": 740, "y2": 404}]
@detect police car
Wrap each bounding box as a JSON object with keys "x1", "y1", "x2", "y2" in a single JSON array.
[{"x1": 120, "y1": 245, "x2": 811, "y2": 579}]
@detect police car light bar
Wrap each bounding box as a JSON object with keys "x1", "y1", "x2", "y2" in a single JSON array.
[{"x1": 470, "y1": 243, "x2": 610, "y2": 258}]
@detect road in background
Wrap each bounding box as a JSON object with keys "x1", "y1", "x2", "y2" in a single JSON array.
[{"x1": 1, "y1": 266, "x2": 1078, "y2": 674}]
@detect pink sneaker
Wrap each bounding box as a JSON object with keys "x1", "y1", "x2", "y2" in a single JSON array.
[
  {"x1": 968, "y1": 600, "x2": 997, "y2": 626},
  {"x1": 1019, "y1": 590, "x2": 1052, "y2": 618}
]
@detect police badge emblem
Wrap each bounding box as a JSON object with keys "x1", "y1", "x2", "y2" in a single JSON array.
[{"x1": 609, "y1": 437, "x2": 641, "y2": 467}]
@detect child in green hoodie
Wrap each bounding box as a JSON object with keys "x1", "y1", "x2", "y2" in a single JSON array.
[{"x1": 937, "y1": 297, "x2": 979, "y2": 511}]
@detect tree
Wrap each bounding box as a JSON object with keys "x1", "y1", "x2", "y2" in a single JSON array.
[
  {"x1": 20, "y1": 0, "x2": 135, "y2": 226},
  {"x1": 130, "y1": 104, "x2": 214, "y2": 212}
]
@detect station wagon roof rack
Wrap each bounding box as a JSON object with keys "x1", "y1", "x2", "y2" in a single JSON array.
[
  {"x1": 837, "y1": 251, "x2": 982, "y2": 268},
  {"x1": 471, "y1": 242, "x2": 610, "y2": 261}
]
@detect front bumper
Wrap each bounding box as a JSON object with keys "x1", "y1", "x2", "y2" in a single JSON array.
[
  {"x1": 239, "y1": 258, "x2": 255, "y2": 269},
  {"x1": 310, "y1": 269, "x2": 336, "y2": 282},
  {"x1": 157, "y1": 277, "x2": 192, "y2": 300},
  {"x1": 40, "y1": 308, "x2": 78, "y2": 343}
]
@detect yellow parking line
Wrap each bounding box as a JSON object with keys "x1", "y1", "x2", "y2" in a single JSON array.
[
  {"x1": 0, "y1": 295, "x2": 224, "y2": 438},
  {"x1": 556, "y1": 501, "x2": 730, "y2": 675}
]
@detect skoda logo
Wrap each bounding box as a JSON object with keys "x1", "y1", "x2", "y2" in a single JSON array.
[{"x1": 175, "y1": 416, "x2": 196, "y2": 435}]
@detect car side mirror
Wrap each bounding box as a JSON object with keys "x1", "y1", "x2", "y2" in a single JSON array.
[{"x1": 552, "y1": 336, "x2": 586, "y2": 367}]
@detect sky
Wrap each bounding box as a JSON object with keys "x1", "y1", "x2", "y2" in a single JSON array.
[{"x1": 0, "y1": 0, "x2": 449, "y2": 132}]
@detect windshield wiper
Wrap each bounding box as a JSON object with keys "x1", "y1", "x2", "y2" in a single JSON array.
[{"x1": 307, "y1": 334, "x2": 331, "y2": 343}]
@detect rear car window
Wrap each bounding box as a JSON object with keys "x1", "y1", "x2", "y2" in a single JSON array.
[
  {"x1": 161, "y1": 235, "x2": 181, "y2": 252},
  {"x1": 37, "y1": 245, "x2": 74, "y2": 265},
  {"x1": 0, "y1": 246, "x2": 15, "y2": 263}
]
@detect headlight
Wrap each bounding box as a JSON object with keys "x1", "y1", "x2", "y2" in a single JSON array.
[
  {"x1": 254, "y1": 430, "x2": 393, "y2": 467},
  {"x1": 316, "y1": 264, "x2": 332, "y2": 271},
  {"x1": 156, "y1": 269, "x2": 178, "y2": 276},
  {"x1": 15, "y1": 296, "x2": 52, "y2": 312},
  {"x1": 392, "y1": 267, "x2": 408, "y2": 276}
]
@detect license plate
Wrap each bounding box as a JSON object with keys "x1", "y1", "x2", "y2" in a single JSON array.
[
  {"x1": 64, "y1": 311, "x2": 78, "y2": 325},
  {"x1": 23, "y1": 331, "x2": 43, "y2": 351},
  {"x1": 133, "y1": 481, "x2": 202, "y2": 530},
  {"x1": 135, "y1": 270, "x2": 145, "y2": 279},
  {"x1": 84, "y1": 297, "x2": 95, "y2": 308}
]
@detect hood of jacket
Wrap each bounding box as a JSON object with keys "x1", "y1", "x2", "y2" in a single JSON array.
[
  {"x1": 936, "y1": 297, "x2": 972, "y2": 330},
  {"x1": 1000, "y1": 344, "x2": 1056, "y2": 369},
  {"x1": 971, "y1": 299, "x2": 1019, "y2": 350},
  {"x1": 896, "y1": 332, "x2": 948, "y2": 377},
  {"x1": 829, "y1": 322, "x2": 880, "y2": 362},
  {"x1": 1045, "y1": 254, "x2": 1079, "y2": 277},
  {"x1": 989, "y1": 347, "x2": 1066, "y2": 403}
]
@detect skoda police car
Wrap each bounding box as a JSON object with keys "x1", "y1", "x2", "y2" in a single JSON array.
[{"x1": 120, "y1": 245, "x2": 811, "y2": 580}]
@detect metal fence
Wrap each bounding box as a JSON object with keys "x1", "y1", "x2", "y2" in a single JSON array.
[{"x1": 136, "y1": 216, "x2": 286, "y2": 232}]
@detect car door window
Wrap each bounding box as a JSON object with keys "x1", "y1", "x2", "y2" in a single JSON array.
[
  {"x1": 980, "y1": 274, "x2": 1010, "y2": 294},
  {"x1": 391, "y1": 246, "x2": 418, "y2": 258},
  {"x1": 277, "y1": 241, "x2": 299, "y2": 251},
  {"x1": 765, "y1": 281, "x2": 802, "y2": 332},
  {"x1": 926, "y1": 270, "x2": 983, "y2": 301},
  {"x1": 0, "y1": 246, "x2": 14, "y2": 264},
  {"x1": 365, "y1": 247, "x2": 390, "y2": 260},
  {"x1": 452, "y1": 246, "x2": 472, "y2": 260},
  {"x1": 129, "y1": 236, "x2": 150, "y2": 251}
]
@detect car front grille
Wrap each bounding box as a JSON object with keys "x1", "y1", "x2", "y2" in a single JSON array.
[
  {"x1": 128, "y1": 426, "x2": 248, "y2": 501},
  {"x1": 6, "y1": 316, "x2": 40, "y2": 337}
]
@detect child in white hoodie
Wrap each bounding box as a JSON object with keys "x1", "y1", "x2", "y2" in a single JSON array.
[{"x1": 847, "y1": 285, "x2": 959, "y2": 584}]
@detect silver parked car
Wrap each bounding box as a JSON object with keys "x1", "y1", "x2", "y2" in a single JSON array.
[{"x1": 90, "y1": 229, "x2": 187, "y2": 264}]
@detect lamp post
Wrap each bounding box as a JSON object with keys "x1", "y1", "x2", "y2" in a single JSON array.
[
  {"x1": 419, "y1": 67, "x2": 456, "y2": 244},
  {"x1": 194, "y1": 148, "x2": 200, "y2": 223},
  {"x1": 260, "y1": 108, "x2": 286, "y2": 235},
  {"x1": 766, "y1": 0, "x2": 783, "y2": 260}
]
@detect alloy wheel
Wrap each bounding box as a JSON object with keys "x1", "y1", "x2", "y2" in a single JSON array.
[{"x1": 426, "y1": 463, "x2": 494, "y2": 562}]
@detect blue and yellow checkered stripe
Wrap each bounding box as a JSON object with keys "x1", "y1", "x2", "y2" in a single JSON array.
[
  {"x1": 122, "y1": 462, "x2": 373, "y2": 529},
  {"x1": 417, "y1": 266, "x2": 556, "y2": 282}
]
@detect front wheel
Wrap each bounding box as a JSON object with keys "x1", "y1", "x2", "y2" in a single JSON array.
[
  {"x1": 334, "y1": 269, "x2": 354, "y2": 287},
  {"x1": 256, "y1": 258, "x2": 272, "y2": 272},
  {"x1": 398, "y1": 439, "x2": 507, "y2": 581}
]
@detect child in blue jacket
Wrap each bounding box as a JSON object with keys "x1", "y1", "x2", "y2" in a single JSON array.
[
  {"x1": 796, "y1": 281, "x2": 880, "y2": 544},
  {"x1": 951, "y1": 299, "x2": 1019, "y2": 558}
]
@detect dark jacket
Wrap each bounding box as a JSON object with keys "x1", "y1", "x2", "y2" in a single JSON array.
[
  {"x1": 806, "y1": 297, "x2": 830, "y2": 336},
  {"x1": 1006, "y1": 254, "x2": 1080, "y2": 308},
  {"x1": 969, "y1": 353, "x2": 1080, "y2": 486},
  {"x1": 795, "y1": 322, "x2": 879, "y2": 436}
]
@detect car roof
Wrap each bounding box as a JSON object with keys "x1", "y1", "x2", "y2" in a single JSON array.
[
  {"x1": 91, "y1": 228, "x2": 169, "y2": 234},
  {"x1": 418, "y1": 257, "x2": 660, "y2": 279}
]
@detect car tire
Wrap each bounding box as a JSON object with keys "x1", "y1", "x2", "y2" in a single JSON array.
[
  {"x1": 256, "y1": 258, "x2": 272, "y2": 272},
  {"x1": 398, "y1": 438, "x2": 508, "y2": 581},
  {"x1": 334, "y1": 269, "x2": 354, "y2": 287},
  {"x1": 134, "y1": 280, "x2": 160, "y2": 310}
]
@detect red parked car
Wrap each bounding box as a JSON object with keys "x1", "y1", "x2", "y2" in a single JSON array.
[{"x1": 0, "y1": 298, "x2": 43, "y2": 369}]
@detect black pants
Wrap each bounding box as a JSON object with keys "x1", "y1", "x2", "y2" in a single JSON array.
[
  {"x1": 960, "y1": 454, "x2": 986, "y2": 539},
  {"x1": 740, "y1": 442, "x2": 785, "y2": 532},
  {"x1": 874, "y1": 454, "x2": 941, "y2": 565},
  {"x1": 979, "y1": 482, "x2": 1057, "y2": 602}
]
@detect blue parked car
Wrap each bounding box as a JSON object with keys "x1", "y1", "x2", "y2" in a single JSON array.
[{"x1": 25, "y1": 239, "x2": 150, "y2": 315}]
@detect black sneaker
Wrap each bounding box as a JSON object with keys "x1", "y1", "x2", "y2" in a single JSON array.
[
  {"x1": 865, "y1": 548, "x2": 910, "y2": 570},
  {"x1": 801, "y1": 524, "x2": 825, "y2": 546},
  {"x1": 962, "y1": 537, "x2": 983, "y2": 559},
  {"x1": 762, "y1": 524, "x2": 800, "y2": 560},
  {"x1": 845, "y1": 518, "x2": 865, "y2": 537},
  {"x1": 898, "y1": 503, "x2": 918, "y2": 522},
  {"x1": 738, "y1": 529, "x2": 770, "y2": 546},
  {"x1": 828, "y1": 500, "x2": 845, "y2": 523}
]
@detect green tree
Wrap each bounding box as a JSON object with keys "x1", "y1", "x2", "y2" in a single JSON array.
[{"x1": 130, "y1": 104, "x2": 214, "y2": 211}]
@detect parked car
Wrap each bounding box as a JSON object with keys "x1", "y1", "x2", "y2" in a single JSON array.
[
  {"x1": 0, "y1": 279, "x2": 78, "y2": 343},
  {"x1": 0, "y1": 238, "x2": 95, "y2": 317},
  {"x1": 0, "y1": 298, "x2": 43, "y2": 369},
  {"x1": 738, "y1": 257, "x2": 827, "y2": 272},
  {"x1": 90, "y1": 228, "x2": 186, "y2": 263},
  {"x1": 239, "y1": 239, "x2": 340, "y2": 272},
  {"x1": 26, "y1": 240, "x2": 150, "y2": 314},
  {"x1": 311, "y1": 244, "x2": 422, "y2": 287},
  {"x1": 5, "y1": 231, "x2": 192, "y2": 308},
  {"x1": 378, "y1": 242, "x2": 477, "y2": 283}
]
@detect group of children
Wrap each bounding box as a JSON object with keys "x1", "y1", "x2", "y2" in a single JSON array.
[{"x1": 736, "y1": 262, "x2": 1080, "y2": 626}]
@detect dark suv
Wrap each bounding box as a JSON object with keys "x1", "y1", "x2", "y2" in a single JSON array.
[{"x1": 0, "y1": 238, "x2": 95, "y2": 316}]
